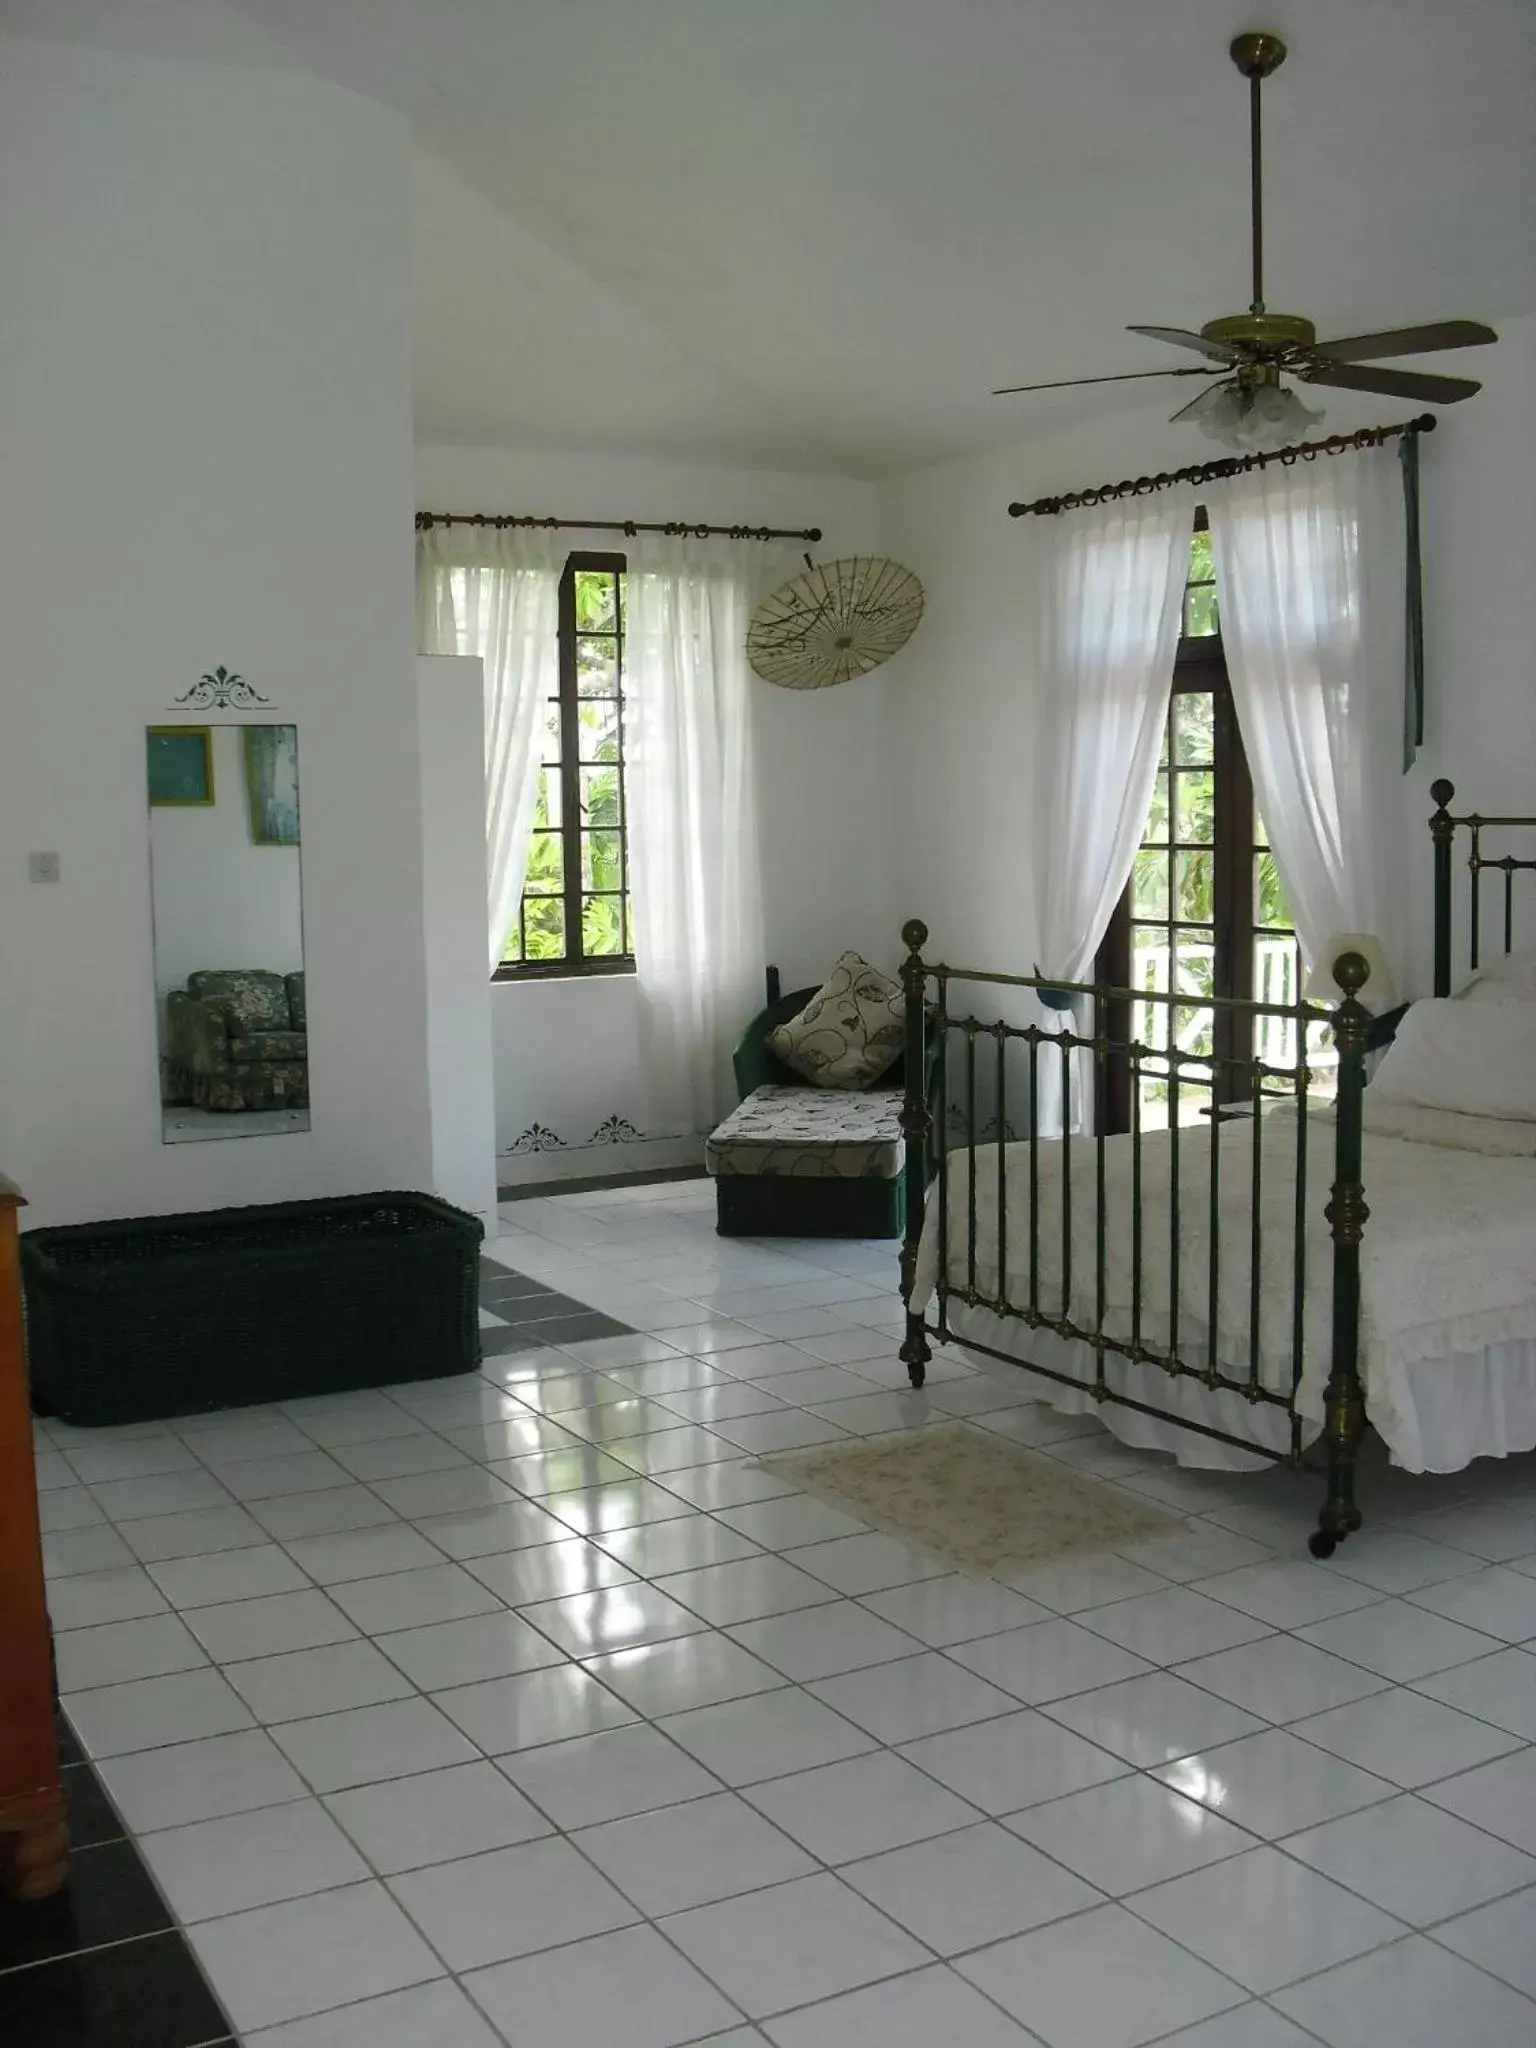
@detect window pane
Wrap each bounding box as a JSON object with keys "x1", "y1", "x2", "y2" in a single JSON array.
[
  {"x1": 1174, "y1": 940, "x2": 1215, "y2": 1002},
  {"x1": 575, "y1": 572, "x2": 618, "y2": 633},
  {"x1": 1189, "y1": 529, "x2": 1215, "y2": 584},
  {"x1": 541, "y1": 699, "x2": 563, "y2": 765},
  {"x1": 1184, "y1": 582, "x2": 1219, "y2": 638},
  {"x1": 580, "y1": 764, "x2": 623, "y2": 829},
  {"x1": 1175, "y1": 768, "x2": 1214, "y2": 845},
  {"x1": 521, "y1": 895, "x2": 565, "y2": 962},
  {"x1": 523, "y1": 830, "x2": 564, "y2": 894},
  {"x1": 1254, "y1": 849, "x2": 1292, "y2": 931},
  {"x1": 1173, "y1": 691, "x2": 1214, "y2": 766},
  {"x1": 1131, "y1": 925, "x2": 1169, "y2": 990},
  {"x1": 1144, "y1": 771, "x2": 1170, "y2": 844},
  {"x1": 1254, "y1": 932, "x2": 1301, "y2": 1012},
  {"x1": 1132, "y1": 850, "x2": 1169, "y2": 918},
  {"x1": 531, "y1": 766, "x2": 561, "y2": 832},
  {"x1": 577, "y1": 636, "x2": 620, "y2": 696},
  {"x1": 1175, "y1": 850, "x2": 1214, "y2": 924},
  {"x1": 582, "y1": 830, "x2": 625, "y2": 892},
  {"x1": 581, "y1": 895, "x2": 626, "y2": 957},
  {"x1": 578, "y1": 698, "x2": 620, "y2": 764}
]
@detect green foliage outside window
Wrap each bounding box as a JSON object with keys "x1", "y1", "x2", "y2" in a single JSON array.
[
  {"x1": 1127, "y1": 529, "x2": 1307, "y2": 1121},
  {"x1": 502, "y1": 565, "x2": 631, "y2": 969}
]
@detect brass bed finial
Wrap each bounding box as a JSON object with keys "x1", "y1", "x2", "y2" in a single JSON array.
[{"x1": 1330, "y1": 951, "x2": 1371, "y2": 1001}]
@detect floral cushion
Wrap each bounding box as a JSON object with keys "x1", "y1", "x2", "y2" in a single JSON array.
[
  {"x1": 233, "y1": 1030, "x2": 307, "y2": 1061},
  {"x1": 187, "y1": 969, "x2": 291, "y2": 1034},
  {"x1": 767, "y1": 951, "x2": 904, "y2": 1089},
  {"x1": 706, "y1": 1085, "x2": 903, "y2": 1180}
]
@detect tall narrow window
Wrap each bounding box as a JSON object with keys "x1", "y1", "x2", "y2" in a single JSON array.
[
  {"x1": 1097, "y1": 520, "x2": 1322, "y2": 1130},
  {"x1": 498, "y1": 552, "x2": 633, "y2": 979}
]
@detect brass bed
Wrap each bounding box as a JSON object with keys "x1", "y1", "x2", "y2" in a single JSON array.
[{"x1": 897, "y1": 782, "x2": 1536, "y2": 1558}]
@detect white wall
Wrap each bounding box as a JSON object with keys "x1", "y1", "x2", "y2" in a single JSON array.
[
  {"x1": 148, "y1": 726, "x2": 305, "y2": 1004},
  {"x1": 416, "y1": 442, "x2": 901, "y2": 1173},
  {"x1": 417, "y1": 658, "x2": 498, "y2": 1229},
  {"x1": 875, "y1": 321, "x2": 1536, "y2": 1000},
  {"x1": 1405, "y1": 314, "x2": 1536, "y2": 990},
  {"x1": 0, "y1": 36, "x2": 432, "y2": 1228}
]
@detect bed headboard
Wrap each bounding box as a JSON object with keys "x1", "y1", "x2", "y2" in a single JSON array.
[{"x1": 1430, "y1": 780, "x2": 1536, "y2": 995}]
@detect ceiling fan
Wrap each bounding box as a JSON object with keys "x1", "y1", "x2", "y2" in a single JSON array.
[{"x1": 994, "y1": 32, "x2": 1498, "y2": 449}]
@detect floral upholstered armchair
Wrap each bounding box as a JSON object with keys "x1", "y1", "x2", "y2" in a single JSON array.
[{"x1": 165, "y1": 969, "x2": 308, "y2": 1112}]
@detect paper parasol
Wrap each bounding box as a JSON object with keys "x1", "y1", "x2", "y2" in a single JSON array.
[{"x1": 747, "y1": 556, "x2": 924, "y2": 689}]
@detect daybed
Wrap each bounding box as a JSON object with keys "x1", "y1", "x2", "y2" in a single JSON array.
[{"x1": 708, "y1": 970, "x2": 915, "y2": 1238}]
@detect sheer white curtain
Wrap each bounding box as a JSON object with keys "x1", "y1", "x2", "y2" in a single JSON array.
[
  {"x1": 624, "y1": 532, "x2": 796, "y2": 1135},
  {"x1": 1206, "y1": 447, "x2": 1405, "y2": 989},
  {"x1": 416, "y1": 526, "x2": 562, "y2": 970},
  {"x1": 1028, "y1": 486, "x2": 1196, "y2": 1129}
]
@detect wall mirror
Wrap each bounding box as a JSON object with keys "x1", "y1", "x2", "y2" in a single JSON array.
[{"x1": 147, "y1": 723, "x2": 309, "y2": 1143}]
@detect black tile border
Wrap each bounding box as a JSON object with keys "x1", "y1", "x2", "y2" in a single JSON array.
[
  {"x1": 476, "y1": 1265, "x2": 631, "y2": 1355},
  {"x1": 0, "y1": 1252, "x2": 642, "y2": 2046},
  {"x1": 0, "y1": 1743, "x2": 235, "y2": 2048}
]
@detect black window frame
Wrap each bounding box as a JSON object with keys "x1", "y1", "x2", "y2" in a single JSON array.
[
  {"x1": 494, "y1": 549, "x2": 635, "y2": 983},
  {"x1": 1096, "y1": 513, "x2": 1300, "y2": 1131}
]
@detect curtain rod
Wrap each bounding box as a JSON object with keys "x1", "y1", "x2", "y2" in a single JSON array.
[
  {"x1": 1007, "y1": 414, "x2": 1436, "y2": 518},
  {"x1": 416, "y1": 511, "x2": 822, "y2": 542}
]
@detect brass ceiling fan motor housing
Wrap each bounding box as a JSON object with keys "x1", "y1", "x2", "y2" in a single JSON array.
[{"x1": 1201, "y1": 313, "x2": 1317, "y2": 355}]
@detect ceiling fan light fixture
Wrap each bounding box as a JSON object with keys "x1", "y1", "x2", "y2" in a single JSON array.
[{"x1": 1193, "y1": 376, "x2": 1323, "y2": 452}]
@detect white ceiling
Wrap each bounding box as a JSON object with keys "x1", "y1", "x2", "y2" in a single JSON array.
[{"x1": 14, "y1": 0, "x2": 1536, "y2": 475}]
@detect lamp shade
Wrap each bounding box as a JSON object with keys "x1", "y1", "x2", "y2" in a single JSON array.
[{"x1": 1304, "y1": 933, "x2": 1397, "y2": 1012}]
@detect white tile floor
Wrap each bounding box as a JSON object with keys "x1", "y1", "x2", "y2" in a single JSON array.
[{"x1": 34, "y1": 1177, "x2": 1536, "y2": 2046}]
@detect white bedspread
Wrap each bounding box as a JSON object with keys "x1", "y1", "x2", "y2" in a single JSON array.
[{"x1": 913, "y1": 1111, "x2": 1536, "y2": 1471}]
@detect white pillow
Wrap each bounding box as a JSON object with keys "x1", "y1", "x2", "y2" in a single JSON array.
[
  {"x1": 1370, "y1": 998, "x2": 1536, "y2": 1122},
  {"x1": 1462, "y1": 957, "x2": 1536, "y2": 1003},
  {"x1": 1280, "y1": 1096, "x2": 1536, "y2": 1155}
]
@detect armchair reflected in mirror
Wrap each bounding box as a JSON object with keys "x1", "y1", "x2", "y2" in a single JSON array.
[{"x1": 147, "y1": 724, "x2": 309, "y2": 1142}]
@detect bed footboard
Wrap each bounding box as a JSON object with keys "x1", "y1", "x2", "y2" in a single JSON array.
[{"x1": 897, "y1": 921, "x2": 1375, "y2": 1560}]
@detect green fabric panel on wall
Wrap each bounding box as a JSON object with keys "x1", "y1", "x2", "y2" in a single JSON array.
[{"x1": 1400, "y1": 431, "x2": 1425, "y2": 773}]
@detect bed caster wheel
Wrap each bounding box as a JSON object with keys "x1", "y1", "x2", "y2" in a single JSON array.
[
  {"x1": 907, "y1": 1369, "x2": 926, "y2": 1392},
  {"x1": 1308, "y1": 1530, "x2": 1338, "y2": 1560}
]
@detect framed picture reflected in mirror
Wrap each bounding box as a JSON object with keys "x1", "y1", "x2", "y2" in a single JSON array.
[{"x1": 147, "y1": 726, "x2": 214, "y2": 807}]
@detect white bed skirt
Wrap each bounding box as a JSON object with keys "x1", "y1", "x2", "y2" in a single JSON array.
[{"x1": 942, "y1": 1301, "x2": 1536, "y2": 1475}]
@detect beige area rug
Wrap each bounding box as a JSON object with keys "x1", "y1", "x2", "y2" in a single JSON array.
[{"x1": 760, "y1": 1425, "x2": 1180, "y2": 1578}]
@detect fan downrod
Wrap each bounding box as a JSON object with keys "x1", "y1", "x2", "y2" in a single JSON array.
[{"x1": 1230, "y1": 31, "x2": 1286, "y2": 79}]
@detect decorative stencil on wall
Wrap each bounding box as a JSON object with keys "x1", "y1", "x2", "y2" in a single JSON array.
[
  {"x1": 506, "y1": 1115, "x2": 650, "y2": 1156},
  {"x1": 172, "y1": 665, "x2": 273, "y2": 711},
  {"x1": 590, "y1": 1115, "x2": 644, "y2": 1145}
]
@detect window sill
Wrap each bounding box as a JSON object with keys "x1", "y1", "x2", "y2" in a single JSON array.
[{"x1": 492, "y1": 961, "x2": 637, "y2": 986}]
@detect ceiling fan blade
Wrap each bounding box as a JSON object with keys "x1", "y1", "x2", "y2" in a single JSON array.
[
  {"x1": 1127, "y1": 325, "x2": 1245, "y2": 364},
  {"x1": 1299, "y1": 361, "x2": 1483, "y2": 403},
  {"x1": 992, "y1": 367, "x2": 1217, "y2": 396},
  {"x1": 1309, "y1": 320, "x2": 1498, "y2": 364}
]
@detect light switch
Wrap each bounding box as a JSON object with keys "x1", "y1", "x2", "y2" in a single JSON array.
[{"x1": 29, "y1": 852, "x2": 61, "y2": 883}]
